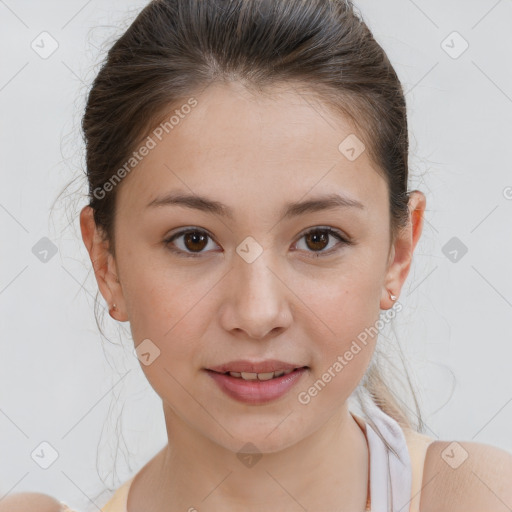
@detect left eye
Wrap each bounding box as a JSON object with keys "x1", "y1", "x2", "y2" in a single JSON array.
[
  {"x1": 294, "y1": 227, "x2": 350, "y2": 257},
  {"x1": 164, "y1": 227, "x2": 351, "y2": 258}
]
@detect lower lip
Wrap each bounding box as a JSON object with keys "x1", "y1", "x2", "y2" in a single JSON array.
[{"x1": 205, "y1": 368, "x2": 308, "y2": 404}]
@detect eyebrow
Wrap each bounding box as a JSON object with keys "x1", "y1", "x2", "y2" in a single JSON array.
[{"x1": 145, "y1": 191, "x2": 365, "y2": 220}]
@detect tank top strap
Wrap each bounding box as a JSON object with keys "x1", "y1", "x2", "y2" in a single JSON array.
[
  {"x1": 401, "y1": 427, "x2": 436, "y2": 512},
  {"x1": 351, "y1": 407, "x2": 435, "y2": 512},
  {"x1": 95, "y1": 420, "x2": 434, "y2": 512},
  {"x1": 100, "y1": 476, "x2": 135, "y2": 512}
]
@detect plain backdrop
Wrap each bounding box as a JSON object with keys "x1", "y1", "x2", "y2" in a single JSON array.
[{"x1": 1, "y1": 0, "x2": 511, "y2": 510}]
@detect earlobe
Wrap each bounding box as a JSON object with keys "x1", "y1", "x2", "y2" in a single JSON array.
[
  {"x1": 380, "y1": 190, "x2": 426, "y2": 310},
  {"x1": 380, "y1": 286, "x2": 399, "y2": 310},
  {"x1": 80, "y1": 205, "x2": 126, "y2": 321}
]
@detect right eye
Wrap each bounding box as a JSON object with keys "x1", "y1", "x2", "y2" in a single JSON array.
[{"x1": 163, "y1": 228, "x2": 220, "y2": 258}]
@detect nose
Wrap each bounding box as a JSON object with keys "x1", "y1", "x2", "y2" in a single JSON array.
[{"x1": 219, "y1": 249, "x2": 293, "y2": 341}]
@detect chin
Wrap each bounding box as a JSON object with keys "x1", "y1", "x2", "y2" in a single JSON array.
[{"x1": 207, "y1": 420, "x2": 309, "y2": 456}]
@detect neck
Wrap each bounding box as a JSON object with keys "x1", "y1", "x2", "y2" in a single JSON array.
[{"x1": 132, "y1": 402, "x2": 369, "y2": 512}]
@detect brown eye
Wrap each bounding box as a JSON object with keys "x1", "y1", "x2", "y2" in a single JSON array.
[
  {"x1": 182, "y1": 231, "x2": 209, "y2": 252},
  {"x1": 294, "y1": 227, "x2": 350, "y2": 257},
  {"x1": 304, "y1": 230, "x2": 330, "y2": 251},
  {"x1": 164, "y1": 226, "x2": 352, "y2": 259},
  {"x1": 164, "y1": 229, "x2": 218, "y2": 258}
]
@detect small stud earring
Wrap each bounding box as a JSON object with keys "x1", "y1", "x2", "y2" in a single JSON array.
[
  {"x1": 109, "y1": 303, "x2": 117, "y2": 318},
  {"x1": 389, "y1": 291, "x2": 397, "y2": 301}
]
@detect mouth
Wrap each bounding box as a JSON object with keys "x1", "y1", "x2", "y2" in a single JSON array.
[
  {"x1": 204, "y1": 364, "x2": 310, "y2": 404},
  {"x1": 206, "y1": 367, "x2": 308, "y2": 381}
]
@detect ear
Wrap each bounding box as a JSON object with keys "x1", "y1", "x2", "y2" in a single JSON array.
[
  {"x1": 79, "y1": 205, "x2": 128, "y2": 322},
  {"x1": 380, "y1": 190, "x2": 426, "y2": 309}
]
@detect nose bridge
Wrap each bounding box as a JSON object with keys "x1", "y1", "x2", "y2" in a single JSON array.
[
  {"x1": 234, "y1": 237, "x2": 281, "y2": 298},
  {"x1": 222, "y1": 237, "x2": 290, "y2": 337}
]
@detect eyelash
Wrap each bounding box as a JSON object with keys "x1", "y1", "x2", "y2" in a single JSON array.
[{"x1": 163, "y1": 226, "x2": 352, "y2": 259}]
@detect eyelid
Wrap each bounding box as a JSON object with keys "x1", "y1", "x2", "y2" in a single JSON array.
[
  {"x1": 292, "y1": 226, "x2": 352, "y2": 256},
  {"x1": 164, "y1": 226, "x2": 219, "y2": 258},
  {"x1": 163, "y1": 225, "x2": 352, "y2": 258}
]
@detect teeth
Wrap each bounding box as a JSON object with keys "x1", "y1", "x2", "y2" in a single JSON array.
[
  {"x1": 257, "y1": 372, "x2": 275, "y2": 381},
  {"x1": 240, "y1": 372, "x2": 258, "y2": 380},
  {"x1": 227, "y1": 369, "x2": 297, "y2": 380}
]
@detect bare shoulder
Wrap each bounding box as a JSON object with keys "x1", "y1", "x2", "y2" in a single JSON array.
[
  {"x1": 0, "y1": 492, "x2": 66, "y2": 512},
  {"x1": 419, "y1": 439, "x2": 512, "y2": 512}
]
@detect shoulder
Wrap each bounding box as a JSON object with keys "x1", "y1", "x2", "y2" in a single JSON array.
[
  {"x1": 420, "y1": 439, "x2": 512, "y2": 512},
  {"x1": 0, "y1": 492, "x2": 68, "y2": 512}
]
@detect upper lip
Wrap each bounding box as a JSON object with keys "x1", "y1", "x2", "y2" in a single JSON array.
[{"x1": 206, "y1": 360, "x2": 308, "y2": 374}]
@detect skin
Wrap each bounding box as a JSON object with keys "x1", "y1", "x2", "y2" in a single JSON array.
[{"x1": 80, "y1": 81, "x2": 426, "y2": 512}]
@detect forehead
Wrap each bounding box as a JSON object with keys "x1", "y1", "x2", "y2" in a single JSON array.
[{"x1": 116, "y1": 81, "x2": 388, "y2": 219}]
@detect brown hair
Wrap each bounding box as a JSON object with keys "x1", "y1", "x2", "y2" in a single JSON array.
[{"x1": 79, "y1": 0, "x2": 426, "y2": 463}]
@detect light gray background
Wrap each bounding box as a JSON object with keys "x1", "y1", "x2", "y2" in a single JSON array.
[{"x1": 1, "y1": 0, "x2": 511, "y2": 510}]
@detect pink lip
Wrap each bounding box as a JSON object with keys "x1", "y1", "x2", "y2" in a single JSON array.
[
  {"x1": 207, "y1": 359, "x2": 306, "y2": 374},
  {"x1": 205, "y1": 367, "x2": 308, "y2": 404}
]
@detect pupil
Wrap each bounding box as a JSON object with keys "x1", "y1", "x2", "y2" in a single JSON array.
[
  {"x1": 185, "y1": 232, "x2": 207, "y2": 252},
  {"x1": 306, "y1": 231, "x2": 328, "y2": 251}
]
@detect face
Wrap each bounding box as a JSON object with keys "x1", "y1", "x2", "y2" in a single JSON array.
[{"x1": 81, "y1": 81, "x2": 424, "y2": 455}]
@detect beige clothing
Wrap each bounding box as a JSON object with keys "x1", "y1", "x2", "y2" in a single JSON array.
[{"x1": 60, "y1": 406, "x2": 434, "y2": 512}]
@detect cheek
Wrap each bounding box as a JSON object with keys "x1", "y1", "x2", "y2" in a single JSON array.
[
  {"x1": 118, "y1": 244, "x2": 194, "y2": 338},
  {"x1": 125, "y1": 273, "x2": 208, "y2": 401},
  {"x1": 121, "y1": 259, "x2": 212, "y2": 375},
  {"x1": 295, "y1": 264, "x2": 382, "y2": 374},
  {"x1": 300, "y1": 261, "x2": 383, "y2": 331}
]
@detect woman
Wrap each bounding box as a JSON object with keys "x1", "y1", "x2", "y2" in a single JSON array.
[{"x1": 4, "y1": 0, "x2": 511, "y2": 510}]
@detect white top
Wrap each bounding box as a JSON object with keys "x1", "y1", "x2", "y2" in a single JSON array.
[
  {"x1": 61, "y1": 395, "x2": 434, "y2": 512},
  {"x1": 350, "y1": 387, "x2": 435, "y2": 512},
  {"x1": 351, "y1": 397, "x2": 413, "y2": 511}
]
